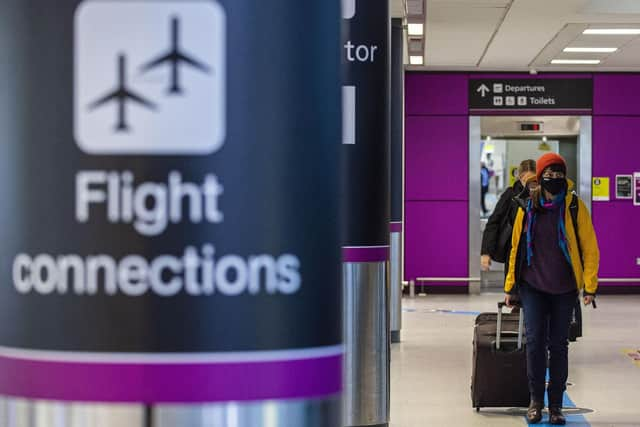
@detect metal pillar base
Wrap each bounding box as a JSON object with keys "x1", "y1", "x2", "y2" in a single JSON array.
[
  {"x1": 389, "y1": 232, "x2": 402, "y2": 343},
  {"x1": 0, "y1": 397, "x2": 341, "y2": 427},
  {"x1": 343, "y1": 261, "x2": 390, "y2": 427}
]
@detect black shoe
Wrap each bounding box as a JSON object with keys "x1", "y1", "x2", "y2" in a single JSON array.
[
  {"x1": 549, "y1": 407, "x2": 566, "y2": 425},
  {"x1": 526, "y1": 401, "x2": 543, "y2": 424}
]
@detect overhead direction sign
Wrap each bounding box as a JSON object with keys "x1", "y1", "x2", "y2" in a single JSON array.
[{"x1": 469, "y1": 78, "x2": 593, "y2": 112}]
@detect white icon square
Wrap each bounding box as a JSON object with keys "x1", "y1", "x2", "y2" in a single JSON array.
[
  {"x1": 493, "y1": 83, "x2": 503, "y2": 94},
  {"x1": 517, "y1": 96, "x2": 528, "y2": 106},
  {"x1": 74, "y1": 1, "x2": 226, "y2": 155},
  {"x1": 493, "y1": 96, "x2": 504, "y2": 106},
  {"x1": 506, "y1": 96, "x2": 515, "y2": 106}
]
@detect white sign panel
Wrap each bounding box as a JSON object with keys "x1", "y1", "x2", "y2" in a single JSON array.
[{"x1": 74, "y1": 1, "x2": 226, "y2": 155}]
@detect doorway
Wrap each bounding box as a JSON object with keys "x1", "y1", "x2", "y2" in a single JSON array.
[{"x1": 468, "y1": 116, "x2": 592, "y2": 293}]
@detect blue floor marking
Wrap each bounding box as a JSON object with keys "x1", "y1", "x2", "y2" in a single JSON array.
[
  {"x1": 523, "y1": 370, "x2": 590, "y2": 426},
  {"x1": 438, "y1": 309, "x2": 481, "y2": 316}
]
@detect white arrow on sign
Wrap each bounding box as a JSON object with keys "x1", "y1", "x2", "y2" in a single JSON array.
[{"x1": 477, "y1": 84, "x2": 490, "y2": 97}]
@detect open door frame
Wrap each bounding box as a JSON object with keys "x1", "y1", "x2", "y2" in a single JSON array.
[{"x1": 468, "y1": 116, "x2": 592, "y2": 294}]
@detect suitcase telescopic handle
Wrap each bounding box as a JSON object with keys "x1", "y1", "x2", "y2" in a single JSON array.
[{"x1": 496, "y1": 302, "x2": 524, "y2": 350}]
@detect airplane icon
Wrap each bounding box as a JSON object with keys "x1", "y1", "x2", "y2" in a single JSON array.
[
  {"x1": 87, "y1": 54, "x2": 156, "y2": 132},
  {"x1": 142, "y1": 17, "x2": 210, "y2": 94},
  {"x1": 140, "y1": 16, "x2": 211, "y2": 94}
]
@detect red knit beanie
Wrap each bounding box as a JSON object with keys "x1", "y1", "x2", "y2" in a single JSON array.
[{"x1": 536, "y1": 152, "x2": 567, "y2": 181}]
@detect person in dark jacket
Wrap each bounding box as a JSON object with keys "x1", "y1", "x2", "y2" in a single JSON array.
[
  {"x1": 505, "y1": 153, "x2": 599, "y2": 425},
  {"x1": 481, "y1": 163, "x2": 490, "y2": 215},
  {"x1": 481, "y1": 159, "x2": 537, "y2": 272}
]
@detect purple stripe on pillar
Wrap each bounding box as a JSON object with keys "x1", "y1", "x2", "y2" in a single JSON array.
[
  {"x1": 389, "y1": 222, "x2": 403, "y2": 232},
  {"x1": 342, "y1": 246, "x2": 390, "y2": 263},
  {"x1": 0, "y1": 354, "x2": 342, "y2": 403}
]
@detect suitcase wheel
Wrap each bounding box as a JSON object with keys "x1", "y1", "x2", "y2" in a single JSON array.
[{"x1": 476, "y1": 407, "x2": 480, "y2": 412}]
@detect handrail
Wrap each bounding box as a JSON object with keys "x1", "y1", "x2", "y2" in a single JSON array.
[
  {"x1": 415, "y1": 277, "x2": 640, "y2": 283},
  {"x1": 416, "y1": 277, "x2": 481, "y2": 282},
  {"x1": 406, "y1": 277, "x2": 640, "y2": 299}
]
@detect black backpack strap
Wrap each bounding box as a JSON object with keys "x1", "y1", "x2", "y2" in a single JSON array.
[
  {"x1": 513, "y1": 196, "x2": 527, "y2": 212},
  {"x1": 569, "y1": 192, "x2": 583, "y2": 263},
  {"x1": 568, "y1": 193, "x2": 584, "y2": 338}
]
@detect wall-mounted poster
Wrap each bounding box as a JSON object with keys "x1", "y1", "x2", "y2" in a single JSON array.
[
  {"x1": 509, "y1": 166, "x2": 518, "y2": 187},
  {"x1": 616, "y1": 175, "x2": 633, "y2": 199},
  {"x1": 593, "y1": 177, "x2": 610, "y2": 201},
  {"x1": 635, "y1": 173, "x2": 640, "y2": 206}
]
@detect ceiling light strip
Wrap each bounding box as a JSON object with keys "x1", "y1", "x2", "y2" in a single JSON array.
[
  {"x1": 583, "y1": 29, "x2": 640, "y2": 35},
  {"x1": 563, "y1": 47, "x2": 617, "y2": 53},
  {"x1": 407, "y1": 23, "x2": 423, "y2": 36},
  {"x1": 551, "y1": 59, "x2": 601, "y2": 64}
]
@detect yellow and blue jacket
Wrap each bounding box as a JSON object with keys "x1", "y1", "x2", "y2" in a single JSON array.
[{"x1": 504, "y1": 188, "x2": 600, "y2": 295}]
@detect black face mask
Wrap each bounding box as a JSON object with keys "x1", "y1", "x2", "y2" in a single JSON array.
[{"x1": 541, "y1": 177, "x2": 566, "y2": 195}]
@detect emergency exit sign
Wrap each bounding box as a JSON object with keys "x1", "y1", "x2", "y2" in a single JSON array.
[{"x1": 469, "y1": 78, "x2": 593, "y2": 112}]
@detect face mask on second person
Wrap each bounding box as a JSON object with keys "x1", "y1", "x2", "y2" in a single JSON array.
[
  {"x1": 522, "y1": 182, "x2": 538, "y2": 198},
  {"x1": 519, "y1": 172, "x2": 537, "y2": 198}
]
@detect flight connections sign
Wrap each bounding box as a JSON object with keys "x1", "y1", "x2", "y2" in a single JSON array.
[
  {"x1": 0, "y1": 0, "x2": 343, "y2": 405},
  {"x1": 469, "y1": 78, "x2": 593, "y2": 112},
  {"x1": 0, "y1": 0, "x2": 342, "y2": 357}
]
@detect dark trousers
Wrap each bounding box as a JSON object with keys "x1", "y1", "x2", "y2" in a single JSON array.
[
  {"x1": 519, "y1": 282, "x2": 577, "y2": 406},
  {"x1": 481, "y1": 185, "x2": 489, "y2": 214}
]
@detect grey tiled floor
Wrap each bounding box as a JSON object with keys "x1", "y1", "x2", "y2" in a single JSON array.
[{"x1": 390, "y1": 294, "x2": 640, "y2": 427}]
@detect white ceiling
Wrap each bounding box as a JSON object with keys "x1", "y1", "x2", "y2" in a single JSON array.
[
  {"x1": 391, "y1": 0, "x2": 408, "y2": 18},
  {"x1": 413, "y1": 0, "x2": 640, "y2": 70}
]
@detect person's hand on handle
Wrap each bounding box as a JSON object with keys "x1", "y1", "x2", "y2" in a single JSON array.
[
  {"x1": 583, "y1": 295, "x2": 595, "y2": 307},
  {"x1": 481, "y1": 255, "x2": 491, "y2": 272},
  {"x1": 504, "y1": 293, "x2": 514, "y2": 308}
]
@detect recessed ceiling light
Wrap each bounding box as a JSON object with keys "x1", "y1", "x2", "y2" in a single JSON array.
[
  {"x1": 409, "y1": 55, "x2": 424, "y2": 65},
  {"x1": 551, "y1": 59, "x2": 601, "y2": 64},
  {"x1": 563, "y1": 47, "x2": 618, "y2": 53},
  {"x1": 583, "y1": 28, "x2": 640, "y2": 35},
  {"x1": 408, "y1": 23, "x2": 424, "y2": 36}
]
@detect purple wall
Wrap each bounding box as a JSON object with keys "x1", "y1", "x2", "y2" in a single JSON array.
[
  {"x1": 405, "y1": 72, "x2": 640, "y2": 290},
  {"x1": 405, "y1": 201, "x2": 468, "y2": 286},
  {"x1": 593, "y1": 74, "x2": 640, "y2": 115},
  {"x1": 404, "y1": 74, "x2": 469, "y2": 285},
  {"x1": 405, "y1": 116, "x2": 468, "y2": 201},
  {"x1": 592, "y1": 75, "x2": 640, "y2": 283},
  {"x1": 405, "y1": 74, "x2": 467, "y2": 115}
]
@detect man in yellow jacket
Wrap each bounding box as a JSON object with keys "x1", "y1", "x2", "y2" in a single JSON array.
[{"x1": 504, "y1": 152, "x2": 599, "y2": 425}]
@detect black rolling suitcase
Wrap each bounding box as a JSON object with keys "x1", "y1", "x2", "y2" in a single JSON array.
[{"x1": 471, "y1": 302, "x2": 530, "y2": 410}]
